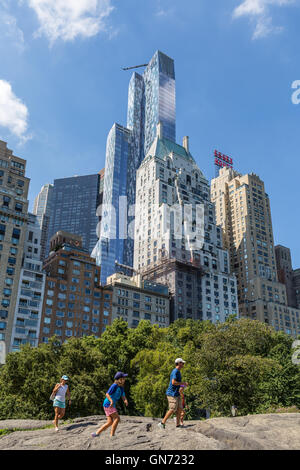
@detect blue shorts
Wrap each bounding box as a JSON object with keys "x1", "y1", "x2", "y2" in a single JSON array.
[{"x1": 53, "y1": 399, "x2": 65, "y2": 408}]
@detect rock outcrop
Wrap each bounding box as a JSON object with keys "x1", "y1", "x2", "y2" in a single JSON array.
[{"x1": 0, "y1": 413, "x2": 299, "y2": 450}]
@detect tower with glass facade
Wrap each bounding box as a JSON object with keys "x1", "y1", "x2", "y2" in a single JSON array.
[
  {"x1": 94, "y1": 50, "x2": 176, "y2": 285},
  {"x1": 33, "y1": 183, "x2": 53, "y2": 261},
  {"x1": 46, "y1": 174, "x2": 100, "y2": 257}
]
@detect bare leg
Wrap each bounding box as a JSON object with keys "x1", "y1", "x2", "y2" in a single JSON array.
[
  {"x1": 58, "y1": 409, "x2": 65, "y2": 420},
  {"x1": 110, "y1": 414, "x2": 120, "y2": 436},
  {"x1": 180, "y1": 410, "x2": 185, "y2": 425},
  {"x1": 176, "y1": 407, "x2": 182, "y2": 426},
  {"x1": 162, "y1": 409, "x2": 174, "y2": 425},
  {"x1": 96, "y1": 416, "x2": 113, "y2": 435},
  {"x1": 54, "y1": 407, "x2": 60, "y2": 428}
]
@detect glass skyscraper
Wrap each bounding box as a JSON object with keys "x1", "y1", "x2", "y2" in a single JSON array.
[
  {"x1": 93, "y1": 50, "x2": 176, "y2": 285},
  {"x1": 33, "y1": 183, "x2": 53, "y2": 260},
  {"x1": 94, "y1": 124, "x2": 133, "y2": 285},
  {"x1": 143, "y1": 51, "x2": 176, "y2": 154},
  {"x1": 46, "y1": 174, "x2": 100, "y2": 257}
]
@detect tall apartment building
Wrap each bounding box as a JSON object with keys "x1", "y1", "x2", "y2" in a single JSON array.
[
  {"x1": 0, "y1": 140, "x2": 30, "y2": 362},
  {"x1": 211, "y1": 167, "x2": 300, "y2": 336},
  {"x1": 10, "y1": 213, "x2": 45, "y2": 352},
  {"x1": 275, "y1": 245, "x2": 297, "y2": 308},
  {"x1": 133, "y1": 128, "x2": 238, "y2": 323},
  {"x1": 104, "y1": 273, "x2": 170, "y2": 328},
  {"x1": 293, "y1": 269, "x2": 300, "y2": 309},
  {"x1": 39, "y1": 231, "x2": 111, "y2": 344},
  {"x1": 33, "y1": 183, "x2": 53, "y2": 261},
  {"x1": 93, "y1": 51, "x2": 176, "y2": 284},
  {"x1": 45, "y1": 174, "x2": 100, "y2": 256}
]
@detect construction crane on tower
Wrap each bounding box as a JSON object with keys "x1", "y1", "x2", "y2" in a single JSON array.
[{"x1": 122, "y1": 64, "x2": 148, "y2": 71}]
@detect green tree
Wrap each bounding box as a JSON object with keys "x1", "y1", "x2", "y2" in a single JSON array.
[
  {"x1": 0, "y1": 337, "x2": 110, "y2": 419},
  {"x1": 130, "y1": 342, "x2": 180, "y2": 417}
]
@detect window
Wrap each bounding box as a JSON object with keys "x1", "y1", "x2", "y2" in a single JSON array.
[
  {"x1": 3, "y1": 196, "x2": 10, "y2": 207},
  {"x1": 15, "y1": 203, "x2": 23, "y2": 213}
]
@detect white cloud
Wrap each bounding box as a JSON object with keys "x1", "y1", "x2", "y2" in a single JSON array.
[
  {"x1": 27, "y1": 0, "x2": 114, "y2": 44},
  {"x1": 0, "y1": 12, "x2": 25, "y2": 51},
  {"x1": 0, "y1": 0, "x2": 25, "y2": 52},
  {"x1": 233, "y1": 0, "x2": 296, "y2": 39},
  {"x1": 0, "y1": 80, "x2": 30, "y2": 142}
]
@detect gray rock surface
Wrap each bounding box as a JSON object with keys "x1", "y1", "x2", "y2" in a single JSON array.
[
  {"x1": 0, "y1": 419, "x2": 52, "y2": 430},
  {"x1": 0, "y1": 413, "x2": 299, "y2": 450}
]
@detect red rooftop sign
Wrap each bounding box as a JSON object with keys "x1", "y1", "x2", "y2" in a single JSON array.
[{"x1": 214, "y1": 150, "x2": 233, "y2": 169}]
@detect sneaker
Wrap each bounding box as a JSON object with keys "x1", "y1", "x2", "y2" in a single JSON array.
[
  {"x1": 91, "y1": 432, "x2": 99, "y2": 438},
  {"x1": 158, "y1": 422, "x2": 165, "y2": 430},
  {"x1": 55, "y1": 427, "x2": 59, "y2": 432}
]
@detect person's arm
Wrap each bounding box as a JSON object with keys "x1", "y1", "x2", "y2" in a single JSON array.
[
  {"x1": 66, "y1": 386, "x2": 71, "y2": 404},
  {"x1": 106, "y1": 393, "x2": 114, "y2": 407},
  {"x1": 172, "y1": 371, "x2": 188, "y2": 387},
  {"x1": 122, "y1": 395, "x2": 128, "y2": 407},
  {"x1": 172, "y1": 379, "x2": 188, "y2": 386},
  {"x1": 52, "y1": 383, "x2": 61, "y2": 394}
]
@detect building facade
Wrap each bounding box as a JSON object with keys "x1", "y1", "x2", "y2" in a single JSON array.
[
  {"x1": 0, "y1": 140, "x2": 30, "y2": 362},
  {"x1": 10, "y1": 213, "x2": 45, "y2": 352},
  {"x1": 46, "y1": 174, "x2": 100, "y2": 256},
  {"x1": 92, "y1": 125, "x2": 134, "y2": 284},
  {"x1": 275, "y1": 245, "x2": 297, "y2": 308},
  {"x1": 94, "y1": 51, "x2": 177, "y2": 285},
  {"x1": 211, "y1": 166, "x2": 300, "y2": 336},
  {"x1": 33, "y1": 183, "x2": 53, "y2": 261},
  {"x1": 104, "y1": 273, "x2": 170, "y2": 328},
  {"x1": 133, "y1": 128, "x2": 238, "y2": 323},
  {"x1": 39, "y1": 231, "x2": 111, "y2": 344},
  {"x1": 293, "y1": 269, "x2": 300, "y2": 309},
  {"x1": 96, "y1": 168, "x2": 105, "y2": 235}
]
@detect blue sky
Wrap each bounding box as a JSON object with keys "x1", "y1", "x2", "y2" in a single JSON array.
[{"x1": 0, "y1": 0, "x2": 300, "y2": 267}]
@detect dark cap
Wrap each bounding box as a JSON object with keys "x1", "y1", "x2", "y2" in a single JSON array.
[{"x1": 114, "y1": 372, "x2": 128, "y2": 380}]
